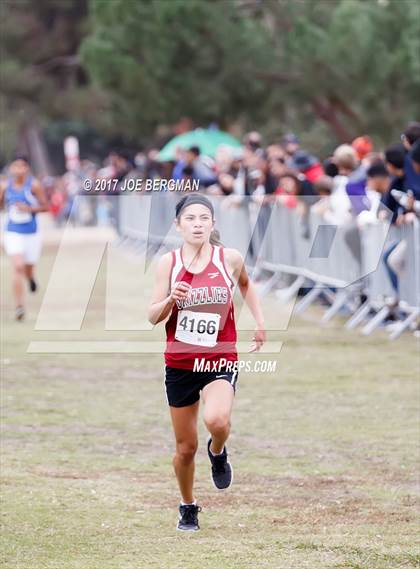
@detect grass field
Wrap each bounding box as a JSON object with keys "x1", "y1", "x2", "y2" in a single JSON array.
[{"x1": 1, "y1": 227, "x2": 419, "y2": 569}]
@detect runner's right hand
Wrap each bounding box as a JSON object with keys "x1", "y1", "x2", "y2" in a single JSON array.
[{"x1": 169, "y1": 281, "x2": 192, "y2": 303}]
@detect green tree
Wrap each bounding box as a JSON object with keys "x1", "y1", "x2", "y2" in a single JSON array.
[
  {"x1": 0, "y1": 0, "x2": 108, "y2": 166},
  {"x1": 2, "y1": 0, "x2": 419, "y2": 163},
  {"x1": 260, "y1": 0, "x2": 420, "y2": 147},
  {"x1": 81, "y1": 0, "x2": 420, "y2": 150},
  {"x1": 80, "y1": 0, "x2": 270, "y2": 138}
]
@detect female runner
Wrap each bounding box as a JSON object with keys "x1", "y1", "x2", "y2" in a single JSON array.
[{"x1": 148, "y1": 194, "x2": 265, "y2": 531}]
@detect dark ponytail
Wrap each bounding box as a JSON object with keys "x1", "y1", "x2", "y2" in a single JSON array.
[{"x1": 210, "y1": 228, "x2": 223, "y2": 246}]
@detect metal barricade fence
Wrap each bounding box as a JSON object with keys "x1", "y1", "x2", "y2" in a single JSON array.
[
  {"x1": 257, "y1": 207, "x2": 363, "y2": 287},
  {"x1": 119, "y1": 192, "x2": 151, "y2": 241},
  {"x1": 117, "y1": 192, "x2": 183, "y2": 252},
  {"x1": 118, "y1": 194, "x2": 419, "y2": 338},
  {"x1": 210, "y1": 198, "x2": 254, "y2": 258},
  {"x1": 398, "y1": 221, "x2": 419, "y2": 309},
  {"x1": 356, "y1": 219, "x2": 419, "y2": 338},
  {"x1": 360, "y1": 223, "x2": 397, "y2": 302}
]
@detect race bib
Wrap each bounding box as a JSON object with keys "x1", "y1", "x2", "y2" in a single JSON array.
[
  {"x1": 175, "y1": 310, "x2": 220, "y2": 347},
  {"x1": 9, "y1": 205, "x2": 32, "y2": 224}
]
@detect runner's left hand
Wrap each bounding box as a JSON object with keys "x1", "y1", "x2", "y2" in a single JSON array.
[{"x1": 248, "y1": 325, "x2": 266, "y2": 353}]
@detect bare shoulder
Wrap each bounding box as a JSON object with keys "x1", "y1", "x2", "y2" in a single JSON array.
[
  {"x1": 156, "y1": 251, "x2": 173, "y2": 274},
  {"x1": 30, "y1": 178, "x2": 43, "y2": 192},
  {"x1": 223, "y1": 247, "x2": 244, "y2": 272},
  {"x1": 0, "y1": 178, "x2": 6, "y2": 206},
  {"x1": 223, "y1": 247, "x2": 244, "y2": 276},
  {"x1": 158, "y1": 250, "x2": 172, "y2": 264}
]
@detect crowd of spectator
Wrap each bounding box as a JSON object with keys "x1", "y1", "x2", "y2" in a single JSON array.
[
  {"x1": 2, "y1": 120, "x2": 419, "y2": 328},
  {"x1": 41, "y1": 121, "x2": 420, "y2": 237}
]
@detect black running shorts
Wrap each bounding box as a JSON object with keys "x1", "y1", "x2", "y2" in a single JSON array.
[{"x1": 164, "y1": 365, "x2": 238, "y2": 408}]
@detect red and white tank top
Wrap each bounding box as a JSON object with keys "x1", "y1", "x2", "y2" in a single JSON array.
[{"x1": 164, "y1": 245, "x2": 238, "y2": 370}]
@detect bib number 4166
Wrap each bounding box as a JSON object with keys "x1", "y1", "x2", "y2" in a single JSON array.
[
  {"x1": 175, "y1": 310, "x2": 221, "y2": 347},
  {"x1": 178, "y1": 315, "x2": 217, "y2": 335}
]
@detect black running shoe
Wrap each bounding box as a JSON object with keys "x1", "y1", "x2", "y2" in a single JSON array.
[
  {"x1": 177, "y1": 503, "x2": 202, "y2": 532},
  {"x1": 28, "y1": 278, "x2": 37, "y2": 293},
  {"x1": 207, "y1": 438, "x2": 233, "y2": 490}
]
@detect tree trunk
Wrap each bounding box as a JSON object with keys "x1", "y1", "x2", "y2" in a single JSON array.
[
  {"x1": 18, "y1": 121, "x2": 51, "y2": 178},
  {"x1": 312, "y1": 97, "x2": 355, "y2": 143}
]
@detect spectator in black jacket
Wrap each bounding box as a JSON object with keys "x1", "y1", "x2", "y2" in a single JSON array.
[
  {"x1": 401, "y1": 122, "x2": 420, "y2": 198},
  {"x1": 382, "y1": 144, "x2": 406, "y2": 224}
]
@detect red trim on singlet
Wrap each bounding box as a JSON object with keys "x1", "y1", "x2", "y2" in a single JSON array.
[
  {"x1": 168, "y1": 250, "x2": 176, "y2": 291},
  {"x1": 219, "y1": 246, "x2": 235, "y2": 289}
]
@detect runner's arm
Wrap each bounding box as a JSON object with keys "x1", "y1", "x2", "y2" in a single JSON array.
[
  {"x1": 0, "y1": 179, "x2": 6, "y2": 210},
  {"x1": 225, "y1": 248, "x2": 266, "y2": 351},
  {"x1": 226, "y1": 248, "x2": 265, "y2": 326},
  {"x1": 30, "y1": 179, "x2": 49, "y2": 213},
  {"x1": 148, "y1": 253, "x2": 174, "y2": 325},
  {"x1": 148, "y1": 253, "x2": 191, "y2": 325}
]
